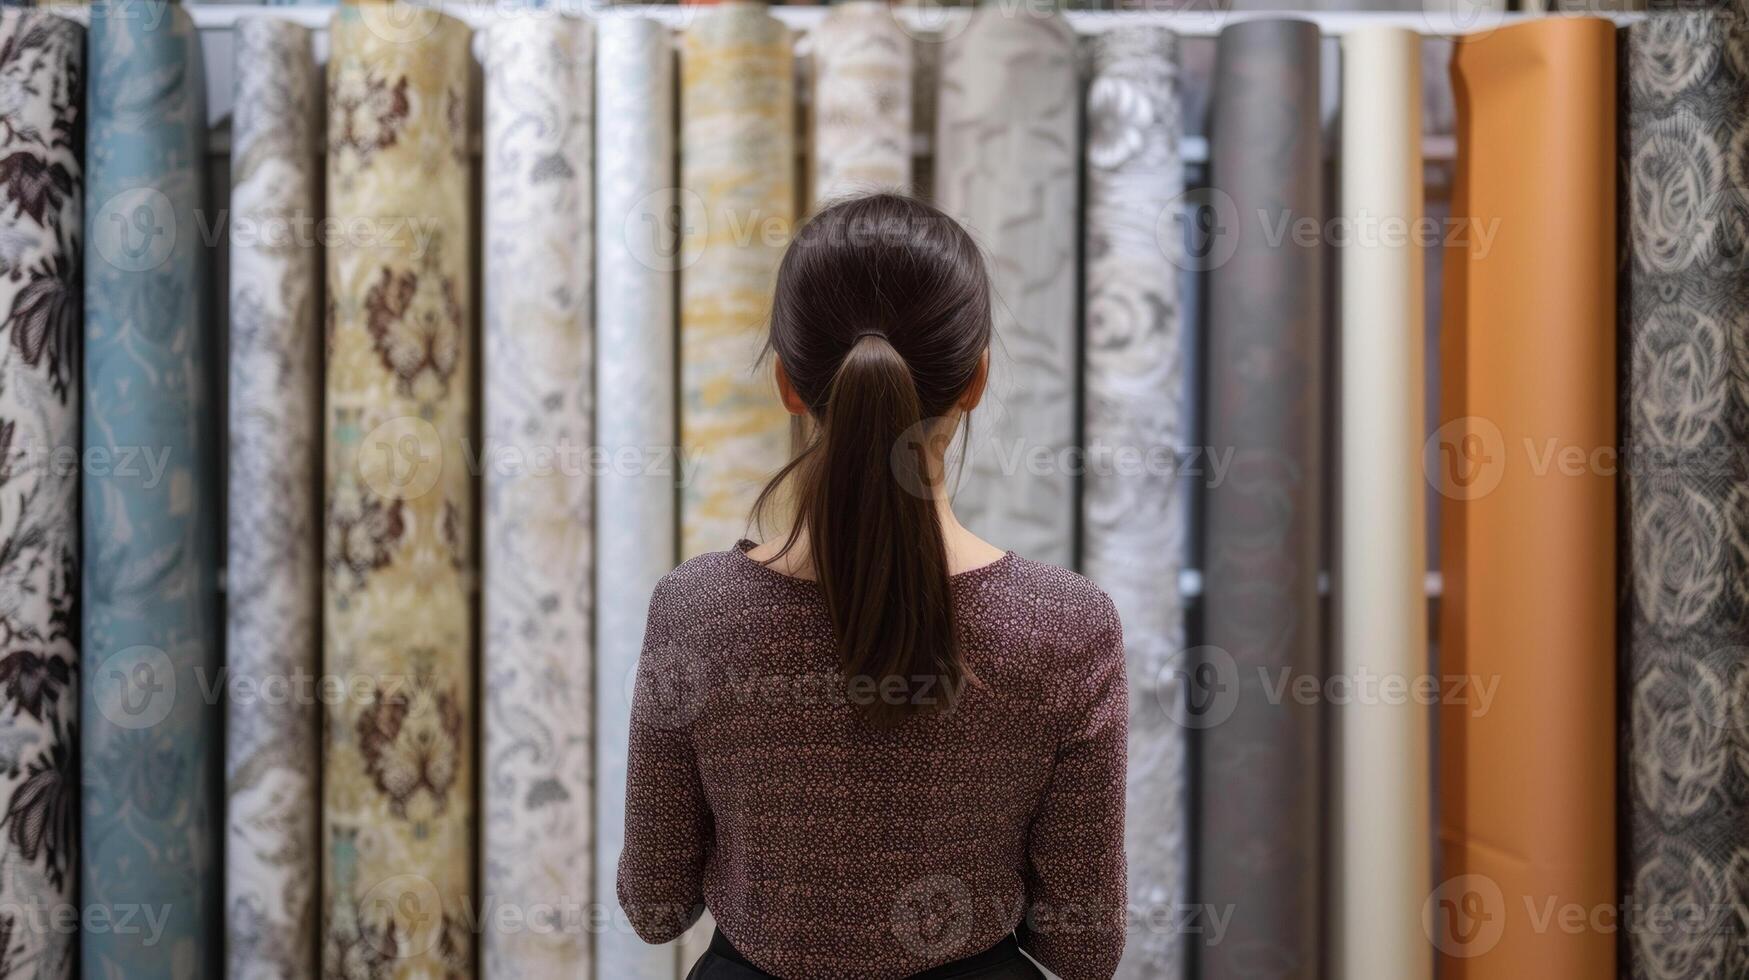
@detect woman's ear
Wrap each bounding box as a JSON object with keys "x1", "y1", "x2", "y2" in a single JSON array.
[
  {"x1": 774, "y1": 357, "x2": 807, "y2": 416},
  {"x1": 956, "y1": 349, "x2": 989, "y2": 413}
]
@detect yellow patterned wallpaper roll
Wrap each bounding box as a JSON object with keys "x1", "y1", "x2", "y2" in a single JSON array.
[
  {"x1": 680, "y1": 1, "x2": 796, "y2": 559},
  {"x1": 321, "y1": 6, "x2": 476, "y2": 975}
]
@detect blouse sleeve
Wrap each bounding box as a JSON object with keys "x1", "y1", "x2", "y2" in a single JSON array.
[
  {"x1": 1018, "y1": 597, "x2": 1130, "y2": 980},
  {"x1": 616, "y1": 577, "x2": 712, "y2": 944}
]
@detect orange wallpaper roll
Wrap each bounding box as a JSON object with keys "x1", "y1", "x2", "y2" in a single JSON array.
[{"x1": 1433, "y1": 18, "x2": 1616, "y2": 980}]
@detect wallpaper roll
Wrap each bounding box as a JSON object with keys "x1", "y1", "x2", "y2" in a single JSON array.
[
  {"x1": 935, "y1": 5, "x2": 1078, "y2": 567},
  {"x1": 81, "y1": 5, "x2": 219, "y2": 976},
  {"x1": 1081, "y1": 26, "x2": 1186, "y2": 980},
  {"x1": 679, "y1": 1, "x2": 795, "y2": 560},
  {"x1": 0, "y1": 12, "x2": 79, "y2": 980},
  {"x1": 1437, "y1": 18, "x2": 1616, "y2": 979},
  {"x1": 1199, "y1": 19, "x2": 1323, "y2": 980},
  {"x1": 481, "y1": 16, "x2": 594, "y2": 977},
  {"x1": 1336, "y1": 25, "x2": 1429, "y2": 980},
  {"x1": 596, "y1": 16, "x2": 682, "y2": 979},
  {"x1": 811, "y1": 0, "x2": 912, "y2": 202},
  {"x1": 225, "y1": 15, "x2": 320, "y2": 978},
  {"x1": 1621, "y1": 13, "x2": 1749, "y2": 980},
  {"x1": 322, "y1": 8, "x2": 475, "y2": 975}
]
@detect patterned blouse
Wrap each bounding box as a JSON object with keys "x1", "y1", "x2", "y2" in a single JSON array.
[{"x1": 618, "y1": 542, "x2": 1129, "y2": 979}]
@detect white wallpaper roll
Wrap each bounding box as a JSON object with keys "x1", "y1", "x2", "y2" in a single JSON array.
[
  {"x1": 225, "y1": 16, "x2": 320, "y2": 977},
  {"x1": 482, "y1": 17, "x2": 594, "y2": 977},
  {"x1": 1082, "y1": 27, "x2": 1187, "y2": 980},
  {"x1": 1336, "y1": 25, "x2": 1430, "y2": 980},
  {"x1": 811, "y1": 0, "x2": 912, "y2": 203},
  {"x1": 595, "y1": 16, "x2": 681, "y2": 980},
  {"x1": 935, "y1": 6, "x2": 1079, "y2": 567}
]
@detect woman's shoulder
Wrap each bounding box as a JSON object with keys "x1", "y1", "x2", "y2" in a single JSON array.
[
  {"x1": 962, "y1": 552, "x2": 1123, "y2": 650},
  {"x1": 652, "y1": 546, "x2": 764, "y2": 598}
]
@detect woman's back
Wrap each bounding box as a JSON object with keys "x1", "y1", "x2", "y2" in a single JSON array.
[
  {"x1": 618, "y1": 193, "x2": 1128, "y2": 979},
  {"x1": 618, "y1": 541, "x2": 1128, "y2": 980}
]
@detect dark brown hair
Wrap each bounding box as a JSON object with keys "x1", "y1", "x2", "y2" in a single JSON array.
[{"x1": 753, "y1": 193, "x2": 993, "y2": 727}]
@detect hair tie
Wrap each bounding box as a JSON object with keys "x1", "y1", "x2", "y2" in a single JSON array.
[{"x1": 854, "y1": 331, "x2": 888, "y2": 344}]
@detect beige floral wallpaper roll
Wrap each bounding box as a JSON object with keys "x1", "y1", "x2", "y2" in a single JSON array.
[
  {"x1": 321, "y1": 7, "x2": 475, "y2": 975},
  {"x1": 811, "y1": 0, "x2": 912, "y2": 203},
  {"x1": 679, "y1": 1, "x2": 796, "y2": 560}
]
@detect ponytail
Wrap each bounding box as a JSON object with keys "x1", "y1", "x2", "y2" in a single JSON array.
[
  {"x1": 755, "y1": 193, "x2": 991, "y2": 728},
  {"x1": 815, "y1": 336, "x2": 959, "y2": 726}
]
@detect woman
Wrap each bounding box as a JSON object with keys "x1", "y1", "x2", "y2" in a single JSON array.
[{"x1": 618, "y1": 194, "x2": 1128, "y2": 980}]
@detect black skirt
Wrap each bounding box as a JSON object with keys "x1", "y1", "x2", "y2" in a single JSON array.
[{"x1": 685, "y1": 928, "x2": 1047, "y2": 980}]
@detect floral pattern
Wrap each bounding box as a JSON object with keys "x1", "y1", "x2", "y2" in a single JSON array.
[
  {"x1": 1081, "y1": 27, "x2": 1186, "y2": 980},
  {"x1": 1623, "y1": 13, "x2": 1749, "y2": 980},
  {"x1": 0, "y1": 16, "x2": 78, "y2": 978},
  {"x1": 594, "y1": 17, "x2": 681, "y2": 980},
  {"x1": 80, "y1": 6, "x2": 219, "y2": 978},
  {"x1": 356, "y1": 676, "x2": 462, "y2": 824},
  {"x1": 481, "y1": 18, "x2": 595, "y2": 976},
  {"x1": 224, "y1": 17, "x2": 322, "y2": 980},
  {"x1": 323, "y1": 8, "x2": 475, "y2": 978},
  {"x1": 362, "y1": 255, "x2": 462, "y2": 401},
  {"x1": 328, "y1": 63, "x2": 411, "y2": 182},
  {"x1": 936, "y1": 7, "x2": 1080, "y2": 566}
]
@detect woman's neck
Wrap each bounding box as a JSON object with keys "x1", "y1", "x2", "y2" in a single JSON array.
[{"x1": 746, "y1": 496, "x2": 1006, "y2": 580}]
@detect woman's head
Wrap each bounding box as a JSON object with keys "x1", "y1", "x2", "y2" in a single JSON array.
[{"x1": 754, "y1": 193, "x2": 992, "y2": 726}]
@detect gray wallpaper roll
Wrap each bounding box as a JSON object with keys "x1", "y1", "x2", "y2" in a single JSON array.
[
  {"x1": 225, "y1": 15, "x2": 320, "y2": 977},
  {"x1": 1198, "y1": 18, "x2": 1324, "y2": 980},
  {"x1": 1622, "y1": 13, "x2": 1749, "y2": 980},
  {"x1": 1081, "y1": 26, "x2": 1188, "y2": 980},
  {"x1": 935, "y1": 5, "x2": 1080, "y2": 567}
]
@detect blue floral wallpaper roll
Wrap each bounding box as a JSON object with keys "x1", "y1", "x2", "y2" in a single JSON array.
[
  {"x1": 0, "y1": 10, "x2": 81, "y2": 980},
  {"x1": 80, "y1": 4, "x2": 219, "y2": 978}
]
